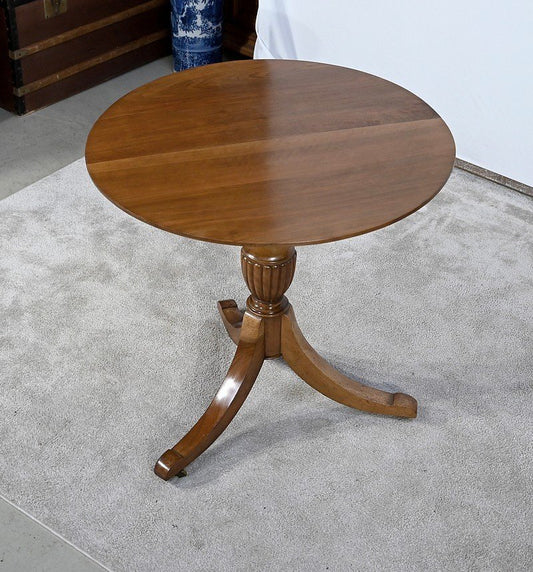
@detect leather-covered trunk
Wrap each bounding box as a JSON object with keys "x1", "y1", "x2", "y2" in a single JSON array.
[{"x1": 0, "y1": 0, "x2": 171, "y2": 114}]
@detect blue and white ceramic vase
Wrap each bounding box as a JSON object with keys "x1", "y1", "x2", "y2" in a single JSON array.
[{"x1": 170, "y1": 0, "x2": 223, "y2": 71}]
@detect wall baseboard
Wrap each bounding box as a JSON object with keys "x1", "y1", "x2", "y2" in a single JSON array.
[{"x1": 455, "y1": 158, "x2": 532, "y2": 198}]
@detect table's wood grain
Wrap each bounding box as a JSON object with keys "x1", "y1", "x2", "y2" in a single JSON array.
[{"x1": 85, "y1": 59, "x2": 455, "y2": 246}]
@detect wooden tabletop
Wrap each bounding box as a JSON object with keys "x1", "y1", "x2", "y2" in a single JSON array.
[{"x1": 85, "y1": 59, "x2": 455, "y2": 246}]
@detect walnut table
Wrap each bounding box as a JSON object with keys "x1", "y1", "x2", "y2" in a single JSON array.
[{"x1": 85, "y1": 60, "x2": 455, "y2": 480}]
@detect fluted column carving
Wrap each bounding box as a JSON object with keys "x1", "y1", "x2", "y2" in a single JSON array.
[{"x1": 241, "y1": 246, "x2": 296, "y2": 316}]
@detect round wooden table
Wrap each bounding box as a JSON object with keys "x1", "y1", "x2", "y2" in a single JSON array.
[{"x1": 86, "y1": 60, "x2": 455, "y2": 481}]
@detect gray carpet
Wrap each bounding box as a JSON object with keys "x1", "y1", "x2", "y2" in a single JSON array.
[{"x1": 1, "y1": 160, "x2": 532, "y2": 572}]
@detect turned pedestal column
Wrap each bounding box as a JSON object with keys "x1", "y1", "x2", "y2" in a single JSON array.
[{"x1": 241, "y1": 246, "x2": 296, "y2": 357}]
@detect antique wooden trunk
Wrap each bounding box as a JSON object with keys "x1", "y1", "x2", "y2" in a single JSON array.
[{"x1": 0, "y1": 0, "x2": 171, "y2": 114}]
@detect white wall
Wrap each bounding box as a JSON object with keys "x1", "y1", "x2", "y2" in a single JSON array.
[{"x1": 255, "y1": 0, "x2": 533, "y2": 186}]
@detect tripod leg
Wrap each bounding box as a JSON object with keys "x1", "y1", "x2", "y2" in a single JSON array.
[
  {"x1": 281, "y1": 307, "x2": 417, "y2": 418},
  {"x1": 155, "y1": 313, "x2": 265, "y2": 480}
]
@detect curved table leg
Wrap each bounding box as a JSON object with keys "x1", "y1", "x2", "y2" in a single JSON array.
[
  {"x1": 217, "y1": 299, "x2": 243, "y2": 345},
  {"x1": 281, "y1": 306, "x2": 417, "y2": 418},
  {"x1": 155, "y1": 313, "x2": 264, "y2": 480}
]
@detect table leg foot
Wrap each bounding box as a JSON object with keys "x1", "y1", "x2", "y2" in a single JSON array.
[
  {"x1": 281, "y1": 306, "x2": 417, "y2": 418},
  {"x1": 217, "y1": 299, "x2": 243, "y2": 345},
  {"x1": 154, "y1": 450, "x2": 188, "y2": 480},
  {"x1": 154, "y1": 313, "x2": 265, "y2": 480}
]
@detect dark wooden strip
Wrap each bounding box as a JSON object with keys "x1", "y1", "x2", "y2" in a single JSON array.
[
  {"x1": 10, "y1": 0, "x2": 167, "y2": 59},
  {"x1": 13, "y1": 30, "x2": 168, "y2": 96},
  {"x1": 12, "y1": 0, "x2": 45, "y2": 7},
  {"x1": 0, "y1": 6, "x2": 16, "y2": 111},
  {"x1": 14, "y1": 0, "x2": 150, "y2": 46},
  {"x1": 0, "y1": 0, "x2": 25, "y2": 112}
]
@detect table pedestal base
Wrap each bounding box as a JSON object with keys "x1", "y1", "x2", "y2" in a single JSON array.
[{"x1": 155, "y1": 246, "x2": 417, "y2": 481}]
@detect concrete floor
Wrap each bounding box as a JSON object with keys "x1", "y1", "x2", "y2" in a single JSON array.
[
  {"x1": 0, "y1": 56, "x2": 174, "y2": 571},
  {"x1": 0, "y1": 497, "x2": 106, "y2": 571},
  {"x1": 0, "y1": 56, "x2": 174, "y2": 201}
]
